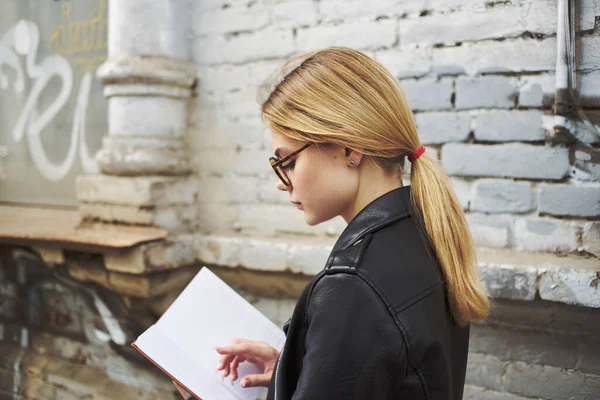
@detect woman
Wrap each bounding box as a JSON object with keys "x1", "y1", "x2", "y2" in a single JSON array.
[{"x1": 178, "y1": 47, "x2": 489, "y2": 400}]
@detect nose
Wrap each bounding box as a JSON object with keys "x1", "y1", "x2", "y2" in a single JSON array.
[{"x1": 277, "y1": 180, "x2": 290, "y2": 192}]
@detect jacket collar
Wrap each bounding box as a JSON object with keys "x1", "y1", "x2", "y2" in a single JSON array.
[{"x1": 332, "y1": 185, "x2": 413, "y2": 252}]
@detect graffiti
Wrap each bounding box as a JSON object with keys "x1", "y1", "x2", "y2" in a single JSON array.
[
  {"x1": 0, "y1": 19, "x2": 100, "y2": 181},
  {"x1": 50, "y1": 0, "x2": 108, "y2": 75}
]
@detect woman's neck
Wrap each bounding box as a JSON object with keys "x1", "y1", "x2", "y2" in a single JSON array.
[{"x1": 342, "y1": 161, "x2": 403, "y2": 223}]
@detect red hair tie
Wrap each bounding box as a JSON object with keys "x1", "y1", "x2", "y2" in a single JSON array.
[{"x1": 408, "y1": 146, "x2": 425, "y2": 162}]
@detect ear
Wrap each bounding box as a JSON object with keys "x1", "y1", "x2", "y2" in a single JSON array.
[{"x1": 345, "y1": 148, "x2": 364, "y2": 167}]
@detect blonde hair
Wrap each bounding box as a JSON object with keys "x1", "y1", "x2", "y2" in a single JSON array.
[{"x1": 259, "y1": 47, "x2": 489, "y2": 326}]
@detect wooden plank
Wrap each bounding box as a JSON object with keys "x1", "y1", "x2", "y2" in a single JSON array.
[{"x1": 0, "y1": 206, "x2": 168, "y2": 251}]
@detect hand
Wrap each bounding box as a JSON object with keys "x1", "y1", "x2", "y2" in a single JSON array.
[
  {"x1": 216, "y1": 338, "x2": 280, "y2": 388},
  {"x1": 173, "y1": 381, "x2": 200, "y2": 399}
]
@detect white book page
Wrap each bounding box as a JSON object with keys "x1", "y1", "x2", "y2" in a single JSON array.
[{"x1": 134, "y1": 267, "x2": 287, "y2": 400}]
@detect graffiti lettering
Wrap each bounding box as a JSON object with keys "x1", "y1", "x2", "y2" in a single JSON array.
[{"x1": 0, "y1": 20, "x2": 99, "y2": 181}]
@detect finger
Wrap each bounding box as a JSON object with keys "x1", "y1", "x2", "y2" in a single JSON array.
[
  {"x1": 217, "y1": 354, "x2": 235, "y2": 371},
  {"x1": 216, "y1": 341, "x2": 274, "y2": 361},
  {"x1": 230, "y1": 355, "x2": 242, "y2": 382},
  {"x1": 223, "y1": 359, "x2": 231, "y2": 379},
  {"x1": 240, "y1": 372, "x2": 272, "y2": 389}
]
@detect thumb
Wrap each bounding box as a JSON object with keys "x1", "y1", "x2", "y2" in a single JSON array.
[{"x1": 240, "y1": 372, "x2": 272, "y2": 389}]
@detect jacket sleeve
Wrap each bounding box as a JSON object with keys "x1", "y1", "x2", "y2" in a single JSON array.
[{"x1": 291, "y1": 273, "x2": 407, "y2": 400}]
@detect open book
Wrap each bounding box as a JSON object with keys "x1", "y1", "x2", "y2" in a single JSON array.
[{"x1": 132, "y1": 267, "x2": 287, "y2": 400}]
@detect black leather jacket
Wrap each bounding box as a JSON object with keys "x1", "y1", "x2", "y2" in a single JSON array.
[{"x1": 266, "y1": 186, "x2": 470, "y2": 400}]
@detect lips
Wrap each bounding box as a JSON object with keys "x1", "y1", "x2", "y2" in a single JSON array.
[{"x1": 291, "y1": 201, "x2": 303, "y2": 210}]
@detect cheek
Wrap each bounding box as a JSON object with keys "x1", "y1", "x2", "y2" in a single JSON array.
[{"x1": 296, "y1": 157, "x2": 356, "y2": 223}]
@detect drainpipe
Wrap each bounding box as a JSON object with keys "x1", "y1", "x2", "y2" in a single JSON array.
[{"x1": 553, "y1": 0, "x2": 572, "y2": 142}]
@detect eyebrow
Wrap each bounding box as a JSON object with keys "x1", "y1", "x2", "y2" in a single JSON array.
[{"x1": 274, "y1": 148, "x2": 288, "y2": 158}]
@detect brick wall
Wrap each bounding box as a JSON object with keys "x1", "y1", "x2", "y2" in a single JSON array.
[{"x1": 190, "y1": 0, "x2": 600, "y2": 257}]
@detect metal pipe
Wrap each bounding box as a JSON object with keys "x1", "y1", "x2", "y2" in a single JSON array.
[{"x1": 554, "y1": 0, "x2": 569, "y2": 132}]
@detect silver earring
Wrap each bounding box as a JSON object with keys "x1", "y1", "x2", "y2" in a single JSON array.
[{"x1": 349, "y1": 160, "x2": 355, "y2": 167}]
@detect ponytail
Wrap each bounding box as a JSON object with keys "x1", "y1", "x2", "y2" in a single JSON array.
[{"x1": 410, "y1": 150, "x2": 490, "y2": 326}]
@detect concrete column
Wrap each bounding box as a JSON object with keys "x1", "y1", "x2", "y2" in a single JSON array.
[
  {"x1": 95, "y1": 0, "x2": 195, "y2": 176},
  {"x1": 77, "y1": 0, "x2": 198, "y2": 232}
]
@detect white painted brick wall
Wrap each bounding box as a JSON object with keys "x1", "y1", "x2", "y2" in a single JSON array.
[
  {"x1": 471, "y1": 180, "x2": 535, "y2": 213},
  {"x1": 538, "y1": 182, "x2": 600, "y2": 218},
  {"x1": 271, "y1": 0, "x2": 319, "y2": 28},
  {"x1": 415, "y1": 112, "x2": 471, "y2": 144},
  {"x1": 296, "y1": 18, "x2": 397, "y2": 52},
  {"x1": 318, "y1": 0, "x2": 426, "y2": 21},
  {"x1": 194, "y1": 28, "x2": 295, "y2": 65},
  {"x1": 432, "y1": 38, "x2": 556, "y2": 76},
  {"x1": 195, "y1": 4, "x2": 270, "y2": 36},
  {"x1": 189, "y1": 0, "x2": 600, "y2": 262},
  {"x1": 456, "y1": 76, "x2": 518, "y2": 109},
  {"x1": 399, "y1": 3, "x2": 556, "y2": 47},
  {"x1": 375, "y1": 46, "x2": 432, "y2": 79},
  {"x1": 401, "y1": 78, "x2": 454, "y2": 111},
  {"x1": 582, "y1": 222, "x2": 600, "y2": 257},
  {"x1": 442, "y1": 144, "x2": 570, "y2": 180},
  {"x1": 514, "y1": 218, "x2": 581, "y2": 253},
  {"x1": 473, "y1": 110, "x2": 546, "y2": 142},
  {"x1": 466, "y1": 213, "x2": 511, "y2": 248}
]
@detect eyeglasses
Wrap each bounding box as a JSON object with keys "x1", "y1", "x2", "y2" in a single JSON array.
[{"x1": 269, "y1": 143, "x2": 311, "y2": 187}]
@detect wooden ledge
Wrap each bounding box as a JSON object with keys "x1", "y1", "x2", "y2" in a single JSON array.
[{"x1": 0, "y1": 205, "x2": 168, "y2": 253}]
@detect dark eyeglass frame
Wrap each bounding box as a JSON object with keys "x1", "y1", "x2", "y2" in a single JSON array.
[{"x1": 269, "y1": 143, "x2": 312, "y2": 187}]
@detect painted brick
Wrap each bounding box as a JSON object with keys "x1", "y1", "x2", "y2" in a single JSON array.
[
  {"x1": 582, "y1": 222, "x2": 600, "y2": 257},
  {"x1": 519, "y1": 71, "x2": 600, "y2": 111},
  {"x1": 237, "y1": 204, "x2": 315, "y2": 236},
  {"x1": 192, "y1": 149, "x2": 273, "y2": 177},
  {"x1": 193, "y1": 28, "x2": 295, "y2": 65},
  {"x1": 189, "y1": 111, "x2": 267, "y2": 151},
  {"x1": 433, "y1": 38, "x2": 556, "y2": 76},
  {"x1": 270, "y1": 0, "x2": 318, "y2": 28},
  {"x1": 539, "y1": 267, "x2": 600, "y2": 308},
  {"x1": 469, "y1": 324, "x2": 579, "y2": 371},
  {"x1": 465, "y1": 353, "x2": 506, "y2": 391},
  {"x1": 514, "y1": 218, "x2": 580, "y2": 252},
  {"x1": 194, "y1": 4, "x2": 270, "y2": 36},
  {"x1": 449, "y1": 177, "x2": 472, "y2": 211},
  {"x1": 401, "y1": 78, "x2": 454, "y2": 111},
  {"x1": 503, "y1": 362, "x2": 600, "y2": 400},
  {"x1": 297, "y1": 19, "x2": 396, "y2": 52},
  {"x1": 415, "y1": 112, "x2": 471, "y2": 144},
  {"x1": 581, "y1": 34, "x2": 600, "y2": 71},
  {"x1": 375, "y1": 46, "x2": 432, "y2": 79},
  {"x1": 463, "y1": 385, "x2": 535, "y2": 400},
  {"x1": 518, "y1": 74, "x2": 556, "y2": 108},
  {"x1": 76, "y1": 175, "x2": 197, "y2": 206},
  {"x1": 400, "y1": 3, "x2": 555, "y2": 47},
  {"x1": 471, "y1": 180, "x2": 535, "y2": 213},
  {"x1": 473, "y1": 110, "x2": 546, "y2": 142},
  {"x1": 478, "y1": 264, "x2": 537, "y2": 301},
  {"x1": 248, "y1": 59, "x2": 289, "y2": 88},
  {"x1": 196, "y1": 177, "x2": 259, "y2": 204},
  {"x1": 538, "y1": 183, "x2": 600, "y2": 218},
  {"x1": 196, "y1": 64, "x2": 251, "y2": 93},
  {"x1": 456, "y1": 76, "x2": 517, "y2": 109},
  {"x1": 238, "y1": 240, "x2": 288, "y2": 271},
  {"x1": 288, "y1": 243, "x2": 333, "y2": 275},
  {"x1": 220, "y1": 88, "x2": 262, "y2": 119},
  {"x1": 441, "y1": 143, "x2": 570, "y2": 180},
  {"x1": 318, "y1": 0, "x2": 426, "y2": 20},
  {"x1": 466, "y1": 213, "x2": 511, "y2": 248}
]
